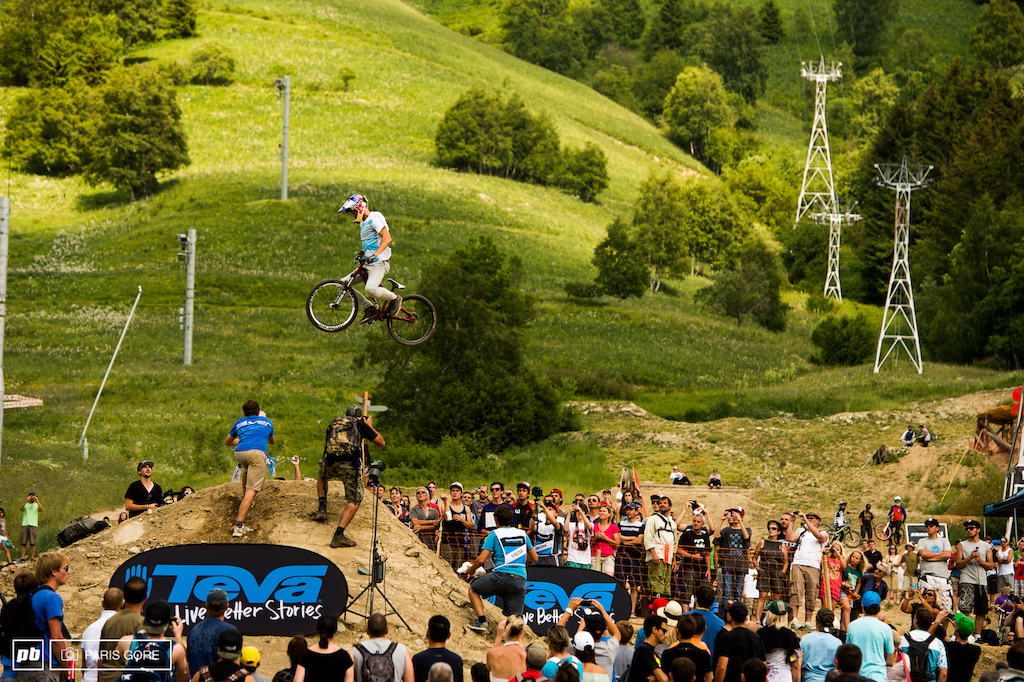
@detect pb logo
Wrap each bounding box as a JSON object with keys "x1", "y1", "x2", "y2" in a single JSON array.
[
  {"x1": 15, "y1": 648, "x2": 41, "y2": 663},
  {"x1": 151, "y1": 565, "x2": 328, "y2": 603}
]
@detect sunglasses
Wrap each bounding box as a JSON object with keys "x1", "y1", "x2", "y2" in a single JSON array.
[
  {"x1": 588, "y1": 498, "x2": 599, "y2": 503},
  {"x1": 768, "y1": 527, "x2": 780, "y2": 532},
  {"x1": 491, "y1": 487, "x2": 502, "y2": 492}
]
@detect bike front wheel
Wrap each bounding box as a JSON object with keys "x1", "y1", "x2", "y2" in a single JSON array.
[
  {"x1": 387, "y1": 294, "x2": 437, "y2": 346},
  {"x1": 306, "y1": 280, "x2": 358, "y2": 332},
  {"x1": 842, "y1": 527, "x2": 862, "y2": 548},
  {"x1": 874, "y1": 522, "x2": 892, "y2": 540}
]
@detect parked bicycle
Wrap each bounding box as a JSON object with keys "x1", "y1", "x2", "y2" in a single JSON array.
[
  {"x1": 827, "y1": 522, "x2": 863, "y2": 548},
  {"x1": 306, "y1": 253, "x2": 437, "y2": 346},
  {"x1": 874, "y1": 521, "x2": 892, "y2": 541}
]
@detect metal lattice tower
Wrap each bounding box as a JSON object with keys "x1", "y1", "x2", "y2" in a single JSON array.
[
  {"x1": 873, "y1": 156, "x2": 933, "y2": 374},
  {"x1": 795, "y1": 57, "x2": 841, "y2": 224},
  {"x1": 810, "y1": 204, "x2": 861, "y2": 301}
]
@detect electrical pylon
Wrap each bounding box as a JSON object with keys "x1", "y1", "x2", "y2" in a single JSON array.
[
  {"x1": 810, "y1": 204, "x2": 861, "y2": 301},
  {"x1": 873, "y1": 156, "x2": 933, "y2": 374},
  {"x1": 795, "y1": 57, "x2": 841, "y2": 224}
]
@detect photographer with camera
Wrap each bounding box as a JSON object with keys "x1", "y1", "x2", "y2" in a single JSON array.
[
  {"x1": 315, "y1": 405, "x2": 386, "y2": 549},
  {"x1": 18, "y1": 492, "x2": 44, "y2": 561},
  {"x1": 512, "y1": 483, "x2": 536, "y2": 534},
  {"x1": 535, "y1": 493, "x2": 563, "y2": 566},
  {"x1": 566, "y1": 497, "x2": 596, "y2": 569},
  {"x1": 124, "y1": 461, "x2": 163, "y2": 519}
]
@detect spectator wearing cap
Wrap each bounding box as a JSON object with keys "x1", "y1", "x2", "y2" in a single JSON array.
[
  {"x1": 715, "y1": 508, "x2": 751, "y2": 619},
  {"x1": 241, "y1": 647, "x2": 271, "y2": 682},
  {"x1": 554, "y1": 598, "x2": 621, "y2": 682},
  {"x1": 187, "y1": 589, "x2": 240, "y2": 675},
  {"x1": 956, "y1": 517, "x2": 995, "y2": 634},
  {"x1": 192, "y1": 629, "x2": 256, "y2": 682},
  {"x1": 115, "y1": 600, "x2": 189, "y2": 682},
  {"x1": 712, "y1": 603, "x2": 765, "y2": 682},
  {"x1": 535, "y1": 493, "x2": 564, "y2": 567},
  {"x1": 575, "y1": 631, "x2": 609, "y2": 682},
  {"x1": 645, "y1": 497, "x2": 678, "y2": 600},
  {"x1": 438, "y1": 483, "x2": 474, "y2": 570},
  {"x1": 125, "y1": 460, "x2": 163, "y2": 518},
  {"x1": 788, "y1": 511, "x2": 829, "y2": 629},
  {"x1": 844, "y1": 592, "x2": 894, "y2": 682},
  {"x1": 756, "y1": 601, "x2": 799, "y2": 682},
  {"x1": 945, "y1": 613, "x2": 981, "y2": 682},
  {"x1": 521, "y1": 643, "x2": 549, "y2": 681},
  {"x1": 800, "y1": 609, "x2": 841, "y2": 682},
  {"x1": 676, "y1": 505, "x2": 714, "y2": 609},
  {"x1": 917, "y1": 517, "x2": 954, "y2": 611},
  {"x1": 997, "y1": 537, "x2": 1015, "y2": 596},
  {"x1": 412, "y1": 615, "x2": 463, "y2": 682},
  {"x1": 670, "y1": 468, "x2": 691, "y2": 486},
  {"x1": 513, "y1": 483, "x2": 536, "y2": 534}
]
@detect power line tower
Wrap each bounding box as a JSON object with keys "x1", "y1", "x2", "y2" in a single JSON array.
[
  {"x1": 873, "y1": 156, "x2": 933, "y2": 374},
  {"x1": 810, "y1": 203, "x2": 861, "y2": 301},
  {"x1": 795, "y1": 57, "x2": 841, "y2": 224}
]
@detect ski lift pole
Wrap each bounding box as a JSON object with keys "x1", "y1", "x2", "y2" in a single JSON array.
[{"x1": 79, "y1": 286, "x2": 143, "y2": 456}]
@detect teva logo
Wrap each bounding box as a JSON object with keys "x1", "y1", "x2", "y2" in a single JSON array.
[
  {"x1": 149, "y1": 564, "x2": 328, "y2": 603},
  {"x1": 524, "y1": 582, "x2": 617, "y2": 611}
]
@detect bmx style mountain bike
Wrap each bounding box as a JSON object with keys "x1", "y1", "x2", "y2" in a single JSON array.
[
  {"x1": 306, "y1": 253, "x2": 437, "y2": 347},
  {"x1": 826, "y1": 522, "x2": 863, "y2": 548}
]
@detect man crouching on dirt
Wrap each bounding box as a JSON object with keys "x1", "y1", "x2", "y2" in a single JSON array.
[{"x1": 460, "y1": 504, "x2": 537, "y2": 632}]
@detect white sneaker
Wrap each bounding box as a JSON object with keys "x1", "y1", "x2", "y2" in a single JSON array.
[
  {"x1": 790, "y1": 618, "x2": 801, "y2": 629},
  {"x1": 232, "y1": 524, "x2": 252, "y2": 537}
]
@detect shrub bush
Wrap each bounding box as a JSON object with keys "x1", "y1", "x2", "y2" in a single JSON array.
[{"x1": 810, "y1": 313, "x2": 875, "y2": 365}]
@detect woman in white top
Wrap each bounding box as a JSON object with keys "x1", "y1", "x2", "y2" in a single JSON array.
[
  {"x1": 486, "y1": 617, "x2": 527, "y2": 682},
  {"x1": 882, "y1": 544, "x2": 903, "y2": 606}
]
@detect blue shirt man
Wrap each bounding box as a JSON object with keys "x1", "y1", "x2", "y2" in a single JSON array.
[
  {"x1": 465, "y1": 505, "x2": 537, "y2": 631},
  {"x1": 185, "y1": 589, "x2": 239, "y2": 674},
  {"x1": 225, "y1": 400, "x2": 275, "y2": 537}
]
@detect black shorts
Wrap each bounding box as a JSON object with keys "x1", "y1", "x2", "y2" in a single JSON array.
[{"x1": 958, "y1": 582, "x2": 989, "y2": 616}]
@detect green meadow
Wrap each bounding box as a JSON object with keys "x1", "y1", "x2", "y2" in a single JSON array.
[{"x1": 0, "y1": 0, "x2": 1012, "y2": 549}]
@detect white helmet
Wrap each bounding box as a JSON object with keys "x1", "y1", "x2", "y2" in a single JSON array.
[
  {"x1": 338, "y1": 193, "x2": 367, "y2": 222},
  {"x1": 894, "y1": 496, "x2": 902, "y2": 502}
]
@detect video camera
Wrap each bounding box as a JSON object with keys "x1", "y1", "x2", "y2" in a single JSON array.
[{"x1": 366, "y1": 459, "x2": 386, "y2": 484}]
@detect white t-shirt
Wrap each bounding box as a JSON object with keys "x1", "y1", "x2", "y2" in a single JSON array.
[
  {"x1": 792, "y1": 529, "x2": 824, "y2": 569},
  {"x1": 670, "y1": 472, "x2": 683, "y2": 483},
  {"x1": 565, "y1": 518, "x2": 593, "y2": 565},
  {"x1": 998, "y1": 546, "x2": 1014, "y2": 576}
]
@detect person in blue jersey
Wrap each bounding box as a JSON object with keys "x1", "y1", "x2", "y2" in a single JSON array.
[
  {"x1": 462, "y1": 504, "x2": 538, "y2": 632},
  {"x1": 224, "y1": 400, "x2": 275, "y2": 537},
  {"x1": 338, "y1": 193, "x2": 401, "y2": 323}
]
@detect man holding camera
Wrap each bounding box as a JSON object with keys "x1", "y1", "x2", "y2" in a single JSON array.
[
  {"x1": 316, "y1": 405, "x2": 386, "y2": 549},
  {"x1": 512, "y1": 482, "x2": 536, "y2": 534},
  {"x1": 124, "y1": 460, "x2": 163, "y2": 519},
  {"x1": 19, "y1": 492, "x2": 44, "y2": 562}
]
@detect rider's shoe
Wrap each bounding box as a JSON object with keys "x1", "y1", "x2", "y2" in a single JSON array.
[
  {"x1": 386, "y1": 295, "x2": 403, "y2": 317},
  {"x1": 360, "y1": 307, "x2": 378, "y2": 324}
]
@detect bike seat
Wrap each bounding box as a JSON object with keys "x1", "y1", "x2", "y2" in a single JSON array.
[{"x1": 387, "y1": 278, "x2": 406, "y2": 290}]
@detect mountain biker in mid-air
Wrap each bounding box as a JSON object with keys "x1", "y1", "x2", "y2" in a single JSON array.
[{"x1": 338, "y1": 193, "x2": 401, "y2": 323}]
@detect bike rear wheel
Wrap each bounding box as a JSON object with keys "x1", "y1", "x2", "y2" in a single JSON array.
[
  {"x1": 387, "y1": 294, "x2": 437, "y2": 346},
  {"x1": 842, "y1": 527, "x2": 862, "y2": 548},
  {"x1": 874, "y1": 522, "x2": 892, "y2": 540},
  {"x1": 306, "y1": 280, "x2": 358, "y2": 332}
]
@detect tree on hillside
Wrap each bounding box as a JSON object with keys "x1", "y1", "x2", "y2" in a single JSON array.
[
  {"x1": 695, "y1": 3, "x2": 768, "y2": 103},
  {"x1": 92, "y1": 0, "x2": 162, "y2": 47},
  {"x1": 593, "y1": 218, "x2": 647, "y2": 300},
  {"x1": 834, "y1": 0, "x2": 898, "y2": 56},
  {"x1": 188, "y1": 42, "x2": 235, "y2": 85},
  {"x1": 601, "y1": 0, "x2": 646, "y2": 42},
  {"x1": 845, "y1": 68, "x2": 899, "y2": 141},
  {"x1": 694, "y1": 238, "x2": 787, "y2": 330},
  {"x1": 632, "y1": 171, "x2": 688, "y2": 290},
  {"x1": 810, "y1": 313, "x2": 874, "y2": 365},
  {"x1": 0, "y1": 0, "x2": 87, "y2": 85},
  {"x1": 663, "y1": 65, "x2": 735, "y2": 164},
  {"x1": 3, "y1": 86, "x2": 93, "y2": 175},
  {"x1": 367, "y1": 236, "x2": 563, "y2": 451},
  {"x1": 163, "y1": 0, "x2": 198, "y2": 39},
  {"x1": 971, "y1": 0, "x2": 1024, "y2": 69},
  {"x1": 559, "y1": 143, "x2": 609, "y2": 202},
  {"x1": 758, "y1": 0, "x2": 784, "y2": 44},
  {"x1": 632, "y1": 49, "x2": 689, "y2": 120},
  {"x1": 84, "y1": 65, "x2": 190, "y2": 198},
  {"x1": 677, "y1": 180, "x2": 749, "y2": 274},
  {"x1": 502, "y1": 0, "x2": 587, "y2": 75}
]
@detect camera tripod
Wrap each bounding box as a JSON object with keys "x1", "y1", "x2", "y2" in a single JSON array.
[{"x1": 346, "y1": 479, "x2": 410, "y2": 629}]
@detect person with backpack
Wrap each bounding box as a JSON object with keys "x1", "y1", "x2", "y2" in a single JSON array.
[
  {"x1": 14, "y1": 551, "x2": 72, "y2": 682},
  {"x1": 0, "y1": 570, "x2": 39, "y2": 682},
  {"x1": 347, "y1": 613, "x2": 413, "y2": 682},
  {"x1": 224, "y1": 400, "x2": 275, "y2": 538},
  {"x1": 190, "y1": 629, "x2": 253, "y2": 682},
  {"x1": 899, "y1": 607, "x2": 948, "y2": 682},
  {"x1": 115, "y1": 600, "x2": 188, "y2": 682},
  {"x1": 314, "y1": 405, "x2": 385, "y2": 549}
]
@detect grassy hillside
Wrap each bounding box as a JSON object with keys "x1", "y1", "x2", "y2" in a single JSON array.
[{"x1": 0, "y1": 0, "x2": 1015, "y2": 550}]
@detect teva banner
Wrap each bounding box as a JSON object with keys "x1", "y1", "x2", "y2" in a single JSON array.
[
  {"x1": 110, "y1": 544, "x2": 348, "y2": 636},
  {"x1": 488, "y1": 566, "x2": 632, "y2": 635}
]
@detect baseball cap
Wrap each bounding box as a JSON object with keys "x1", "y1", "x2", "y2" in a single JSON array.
[
  {"x1": 218, "y1": 629, "x2": 243, "y2": 659},
  {"x1": 450, "y1": 482, "x2": 463, "y2": 491},
  {"x1": 925, "y1": 517, "x2": 939, "y2": 526},
  {"x1": 573, "y1": 631, "x2": 595, "y2": 651},
  {"x1": 726, "y1": 506, "x2": 745, "y2": 518},
  {"x1": 650, "y1": 597, "x2": 669, "y2": 612},
  {"x1": 143, "y1": 600, "x2": 172, "y2": 631},
  {"x1": 526, "y1": 643, "x2": 548, "y2": 669},
  {"x1": 964, "y1": 518, "x2": 981, "y2": 529},
  {"x1": 517, "y1": 481, "x2": 530, "y2": 489},
  {"x1": 673, "y1": 466, "x2": 679, "y2": 471},
  {"x1": 955, "y1": 612, "x2": 976, "y2": 637},
  {"x1": 239, "y1": 646, "x2": 260, "y2": 668},
  {"x1": 137, "y1": 460, "x2": 155, "y2": 471},
  {"x1": 766, "y1": 600, "x2": 788, "y2": 616},
  {"x1": 626, "y1": 502, "x2": 641, "y2": 511},
  {"x1": 550, "y1": 488, "x2": 562, "y2": 496},
  {"x1": 861, "y1": 591, "x2": 881, "y2": 608},
  {"x1": 650, "y1": 494, "x2": 662, "y2": 501},
  {"x1": 207, "y1": 588, "x2": 229, "y2": 608}
]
